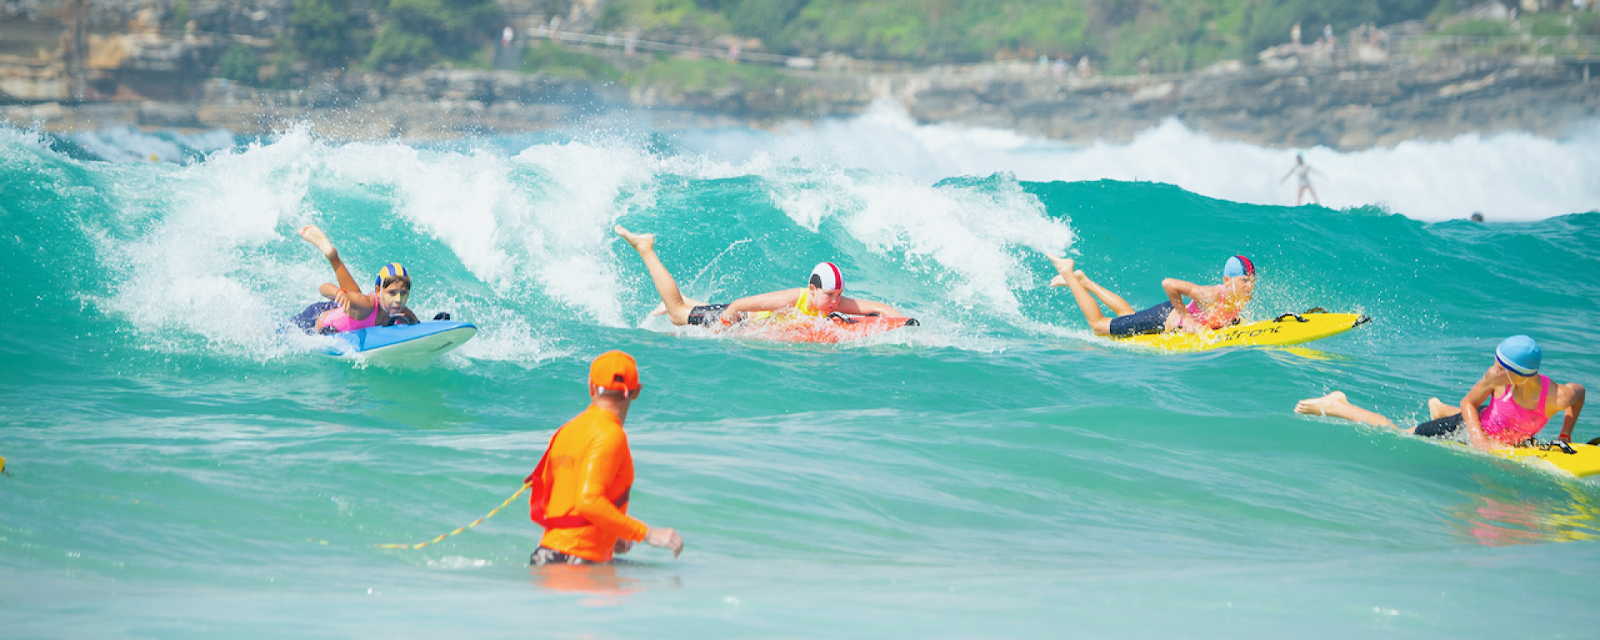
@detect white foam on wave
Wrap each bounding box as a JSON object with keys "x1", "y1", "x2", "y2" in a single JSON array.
[
  {"x1": 508, "y1": 141, "x2": 658, "y2": 325},
  {"x1": 69, "y1": 126, "x2": 236, "y2": 164},
  {"x1": 318, "y1": 138, "x2": 655, "y2": 329},
  {"x1": 765, "y1": 167, "x2": 1075, "y2": 317},
  {"x1": 675, "y1": 102, "x2": 1600, "y2": 221},
  {"x1": 96, "y1": 128, "x2": 320, "y2": 357},
  {"x1": 88, "y1": 128, "x2": 662, "y2": 360}
]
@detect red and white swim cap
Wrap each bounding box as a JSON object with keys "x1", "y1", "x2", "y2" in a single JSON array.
[{"x1": 808, "y1": 262, "x2": 844, "y2": 291}]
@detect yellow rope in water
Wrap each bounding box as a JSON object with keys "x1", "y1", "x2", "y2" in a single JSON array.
[{"x1": 374, "y1": 482, "x2": 530, "y2": 550}]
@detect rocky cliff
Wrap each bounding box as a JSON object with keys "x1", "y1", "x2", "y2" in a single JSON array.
[{"x1": 3, "y1": 6, "x2": 1598, "y2": 149}]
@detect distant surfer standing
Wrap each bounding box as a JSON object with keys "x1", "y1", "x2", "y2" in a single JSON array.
[
  {"x1": 527, "y1": 350, "x2": 684, "y2": 565},
  {"x1": 614, "y1": 225, "x2": 900, "y2": 326},
  {"x1": 1294, "y1": 335, "x2": 1586, "y2": 451},
  {"x1": 1281, "y1": 154, "x2": 1322, "y2": 206},
  {"x1": 1044, "y1": 254, "x2": 1256, "y2": 337},
  {"x1": 290, "y1": 225, "x2": 419, "y2": 333}
]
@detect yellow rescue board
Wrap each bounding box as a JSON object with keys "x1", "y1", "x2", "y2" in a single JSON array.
[
  {"x1": 1492, "y1": 442, "x2": 1600, "y2": 478},
  {"x1": 1113, "y1": 309, "x2": 1370, "y2": 352}
]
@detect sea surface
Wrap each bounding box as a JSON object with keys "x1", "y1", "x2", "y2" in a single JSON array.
[{"x1": 3, "y1": 113, "x2": 1599, "y2": 638}]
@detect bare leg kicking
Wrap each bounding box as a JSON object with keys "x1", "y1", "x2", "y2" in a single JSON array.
[
  {"x1": 1046, "y1": 256, "x2": 1115, "y2": 335},
  {"x1": 616, "y1": 225, "x2": 706, "y2": 326},
  {"x1": 1073, "y1": 270, "x2": 1135, "y2": 316},
  {"x1": 1294, "y1": 391, "x2": 1400, "y2": 430}
]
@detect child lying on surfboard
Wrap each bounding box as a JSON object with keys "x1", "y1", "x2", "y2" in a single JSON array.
[
  {"x1": 289, "y1": 225, "x2": 420, "y2": 334},
  {"x1": 615, "y1": 225, "x2": 900, "y2": 327},
  {"x1": 1294, "y1": 335, "x2": 1586, "y2": 452},
  {"x1": 1045, "y1": 254, "x2": 1256, "y2": 337}
]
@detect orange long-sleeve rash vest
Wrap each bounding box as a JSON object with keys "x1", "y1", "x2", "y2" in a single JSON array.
[{"x1": 537, "y1": 405, "x2": 648, "y2": 562}]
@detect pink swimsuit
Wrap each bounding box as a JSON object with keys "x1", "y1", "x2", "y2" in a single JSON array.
[
  {"x1": 318, "y1": 299, "x2": 379, "y2": 333},
  {"x1": 1184, "y1": 285, "x2": 1242, "y2": 330},
  {"x1": 1480, "y1": 375, "x2": 1551, "y2": 444}
]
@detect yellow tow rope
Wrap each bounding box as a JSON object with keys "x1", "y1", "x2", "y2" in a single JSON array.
[{"x1": 374, "y1": 482, "x2": 530, "y2": 550}]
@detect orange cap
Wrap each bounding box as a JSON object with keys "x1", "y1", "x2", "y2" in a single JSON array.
[{"x1": 589, "y1": 350, "x2": 641, "y2": 392}]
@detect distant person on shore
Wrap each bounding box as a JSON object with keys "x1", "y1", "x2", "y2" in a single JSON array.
[
  {"x1": 1044, "y1": 254, "x2": 1256, "y2": 337},
  {"x1": 1291, "y1": 21, "x2": 1302, "y2": 46},
  {"x1": 526, "y1": 350, "x2": 684, "y2": 565},
  {"x1": 1281, "y1": 154, "x2": 1323, "y2": 205},
  {"x1": 614, "y1": 226, "x2": 899, "y2": 327},
  {"x1": 289, "y1": 225, "x2": 419, "y2": 333},
  {"x1": 1295, "y1": 335, "x2": 1586, "y2": 451},
  {"x1": 502, "y1": 26, "x2": 513, "y2": 47},
  {"x1": 1077, "y1": 55, "x2": 1092, "y2": 77},
  {"x1": 1323, "y1": 23, "x2": 1335, "y2": 49}
]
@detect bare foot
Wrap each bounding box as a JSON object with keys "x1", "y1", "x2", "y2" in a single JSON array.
[
  {"x1": 299, "y1": 224, "x2": 337, "y2": 259},
  {"x1": 1294, "y1": 391, "x2": 1350, "y2": 416},
  {"x1": 1046, "y1": 255, "x2": 1075, "y2": 286},
  {"x1": 1426, "y1": 397, "x2": 1455, "y2": 420},
  {"x1": 615, "y1": 225, "x2": 656, "y2": 254}
]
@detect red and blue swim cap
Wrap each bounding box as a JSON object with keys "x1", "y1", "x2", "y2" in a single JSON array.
[{"x1": 1223, "y1": 255, "x2": 1255, "y2": 278}]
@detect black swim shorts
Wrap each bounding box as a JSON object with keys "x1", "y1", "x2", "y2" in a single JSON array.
[
  {"x1": 530, "y1": 546, "x2": 597, "y2": 566},
  {"x1": 1412, "y1": 406, "x2": 1487, "y2": 438},
  {"x1": 687, "y1": 304, "x2": 730, "y2": 326},
  {"x1": 1107, "y1": 301, "x2": 1174, "y2": 337},
  {"x1": 289, "y1": 301, "x2": 338, "y2": 333}
]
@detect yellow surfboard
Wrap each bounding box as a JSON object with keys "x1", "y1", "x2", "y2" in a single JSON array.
[
  {"x1": 1113, "y1": 308, "x2": 1370, "y2": 352},
  {"x1": 1492, "y1": 442, "x2": 1600, "y2": 478}
]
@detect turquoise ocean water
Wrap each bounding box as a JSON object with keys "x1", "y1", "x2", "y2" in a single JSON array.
[{"x1": 2, "y1": 122, "x2": 1599, "y2": 638}]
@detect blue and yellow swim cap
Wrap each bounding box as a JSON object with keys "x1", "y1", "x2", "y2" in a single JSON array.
[
  {"x1": 374, "y1": 262, "x2": 410, "y2": 288},
  {"x1": 1495, "y1": 335, "x2": 1541, "y2": 376}
]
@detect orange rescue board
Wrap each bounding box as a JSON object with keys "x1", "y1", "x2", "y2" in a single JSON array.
[{"x1": 730, "y1": 316, "x2": 919, "y2": 343}]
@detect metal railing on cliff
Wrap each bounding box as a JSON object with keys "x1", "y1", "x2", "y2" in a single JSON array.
[
  {"x1": 534, "y1": 28, "x2": 1202, "y2": 77},
  {"x1": 1391, "y1": 34, "x2": 1600, "y2": 62},
  {"x1": 538, "y1": 28, "x2": 1600, "y2": 81}
]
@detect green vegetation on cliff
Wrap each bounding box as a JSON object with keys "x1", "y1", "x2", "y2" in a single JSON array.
[
  {"x1": 602, "y1": 0, "x2": 1461, "y2": 70},
  {"x1": 600, "y1": 0, "x2": 1600, "y2": 72},
  {"x1": 218, "y1": 0, "x2": 1600, "y2": 83}
]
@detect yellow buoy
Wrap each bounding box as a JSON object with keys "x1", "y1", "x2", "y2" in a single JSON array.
[{"x1": 1, "y1": 455, "x2": 6, "y2": 473}]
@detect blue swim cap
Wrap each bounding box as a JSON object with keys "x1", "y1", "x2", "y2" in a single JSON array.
[
  {"x1": 1223, "y1": 255, "x2": 1255, "y2": 278},
  {"x1": 1495, "y1": 335, "x2": 1541, "y2": 376}
]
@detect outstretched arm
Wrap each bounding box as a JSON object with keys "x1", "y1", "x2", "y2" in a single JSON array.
[
  {"x1": 1556, "y1": 383, "x2": 1586, "y2": 443},
  {"x1": 719, "y1": 289, "x2": 804, "y2": 324},
  {"x1": 836, "y1": 296, "x2": 899, "y2": 317}
]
